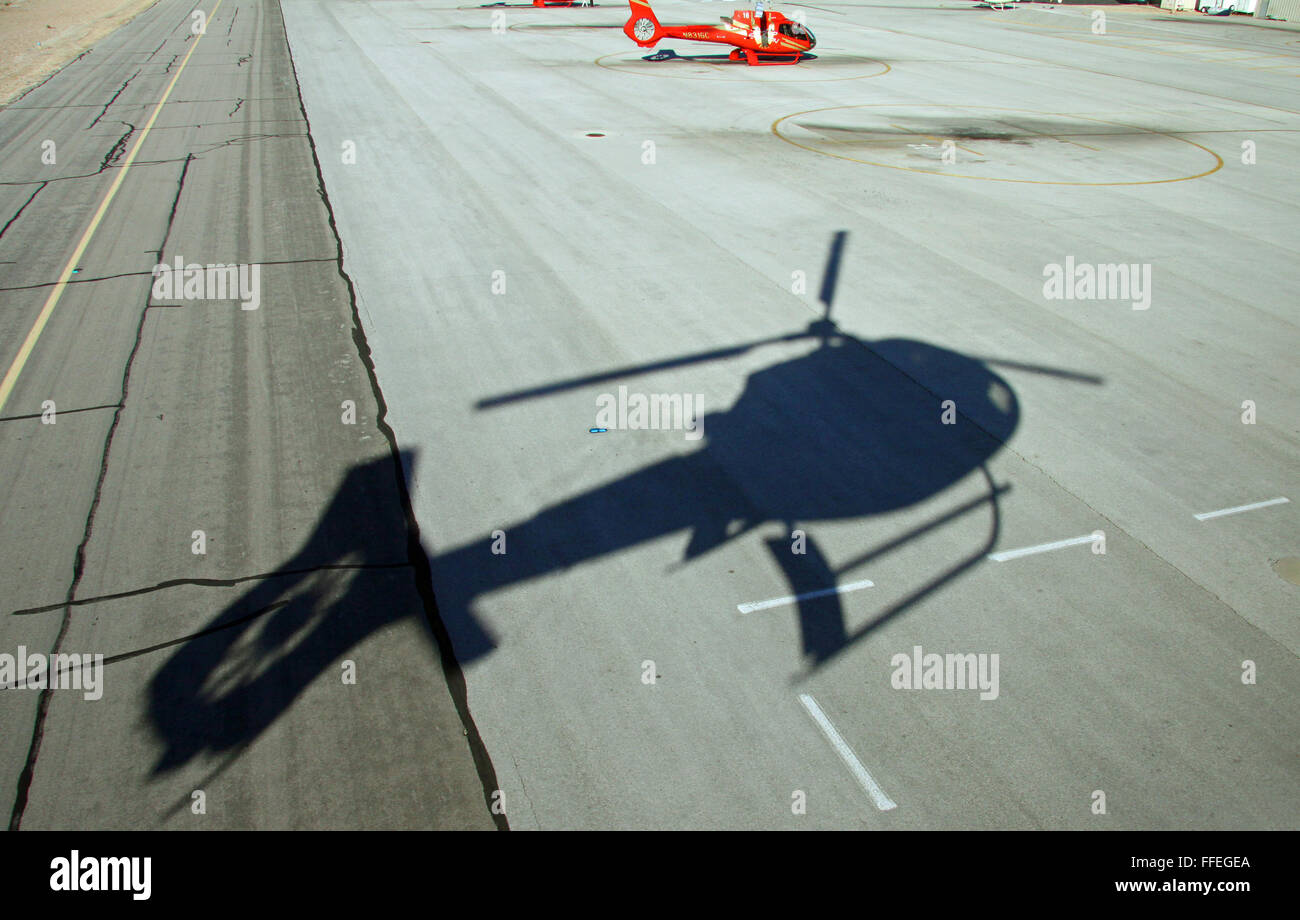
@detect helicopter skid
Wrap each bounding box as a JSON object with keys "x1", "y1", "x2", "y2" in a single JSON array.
[{"x1": 729, "y1": 47, "x2": 804, "y2": 65}]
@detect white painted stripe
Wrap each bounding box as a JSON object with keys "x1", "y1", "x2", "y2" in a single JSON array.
[
  {"x1": 1194, "y1": 497, "x2": 1289, "y2": 521},
  {"x1": 737, "y1": 578, "x2": 874, "y2": 614},
  {"x1": 988, "y1": 533, "x2": 1097, "y2": 563},
  {"x1": 798, "y1": 694, "x2": 897, "y2": 812}
]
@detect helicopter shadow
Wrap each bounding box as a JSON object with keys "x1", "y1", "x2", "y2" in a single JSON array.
[
  {"x1": 437, "y1": 231, "x2": 1100, "y2": 674},
  {"x1": 474, "y1": 1, "x2": 601, "y2": 7},
  {"x1": 441, "y1": 330, "x2": 1014, "y2": 672},
  {"x1": 643, "y1": 48, "x2": 819, "y2": 63},
  {"x1": 145, "y1": 232, "x2": 1100, "y2": 774}
]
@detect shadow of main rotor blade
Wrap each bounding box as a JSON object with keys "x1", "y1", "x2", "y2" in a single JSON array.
[
  {"x1": 819, "y1": 230, "x2": 848, "y2": 314},
  {"x1": 475, "y1": 333, "x2": 808, "y2": 409},
  {"x1": 977, "y1": 357, "x2": 1103, "y2": 385}
]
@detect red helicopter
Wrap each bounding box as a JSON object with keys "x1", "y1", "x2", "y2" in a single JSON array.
[{"x1": 623, "y1": 0, "x2": 816, "y2": 65}]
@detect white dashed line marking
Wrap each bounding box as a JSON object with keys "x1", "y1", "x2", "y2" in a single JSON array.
[
  {"x1": 1194, "y1": 497, "x2": 1289, "y2": 521},
  {"x1": 737, "y1": 578, "x2": 874, "y2": 614},
  {"x1": 987, "y1": 533, "x2": 1099, "y2": 562},
  {"x1": 799, "y1": 693, "x2": 897, "y2": 812}
]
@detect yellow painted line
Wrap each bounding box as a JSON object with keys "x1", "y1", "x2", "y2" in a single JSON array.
[
  {"x1": 0, "y1": 0, "x2": 225, "y2": 416},
  {"x1": 1054, "y1": 136, "x2": 1100, "y2": 152}
]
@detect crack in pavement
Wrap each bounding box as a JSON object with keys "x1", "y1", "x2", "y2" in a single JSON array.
[
  {"x1": 98, "y1": 121, "x2": 136, "y2": 173},
  {"x1": 1, "y1": 134, "x2": 305, "y2": 189},
  {"x1": 1, "y1": 601, "x2": 292, "y2": 690},
  {"x1": 0, "y1": 182, "x2": 48, "y2": 242},
  {"x1": 88, "y1": 68, "x2": 142, "y2": 129},
  {"x1": 0, "y1": 403, "x2": 120, "y2": 424},
  {"x1": 10, "y1": 562, "x2": 413, "y2": 616},
  {"x1": 1, "y1": 156, "x2": 194, "y2": 188},
  {"x1": 0, "y1": 256, "x2": 336, "y2": 294},
  {"x1": 4, "y1": 97, "x2": 292, "y2": 113},
  {"x1": 284, "y1": 19, "x2": 509, "y2": 831}
]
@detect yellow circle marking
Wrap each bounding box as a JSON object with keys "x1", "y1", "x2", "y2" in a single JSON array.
[{"x1": 771, "y1": 104, "x2": 1225, "y2": 186}]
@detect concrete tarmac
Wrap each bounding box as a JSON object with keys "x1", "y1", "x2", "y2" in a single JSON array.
[
  {"x1": 1, "y1": 0, "x2": 1297, "y2": 829},
  {"x1": 282, "y1": 0, "x2": 1300, "y2": 829}
]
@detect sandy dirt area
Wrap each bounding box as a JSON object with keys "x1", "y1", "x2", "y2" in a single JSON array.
[{"x1": 1, "y1": 0, "x2": 161, "y2": 105}]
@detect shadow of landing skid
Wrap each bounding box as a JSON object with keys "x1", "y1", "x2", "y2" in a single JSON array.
[{"x1": 644, "y1": 48, "x2": 819, "y2": 63}]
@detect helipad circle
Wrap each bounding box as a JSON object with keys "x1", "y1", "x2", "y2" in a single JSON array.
[{"x1": 771, "y1": 104, "x2": 1224, "y2": 186}]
